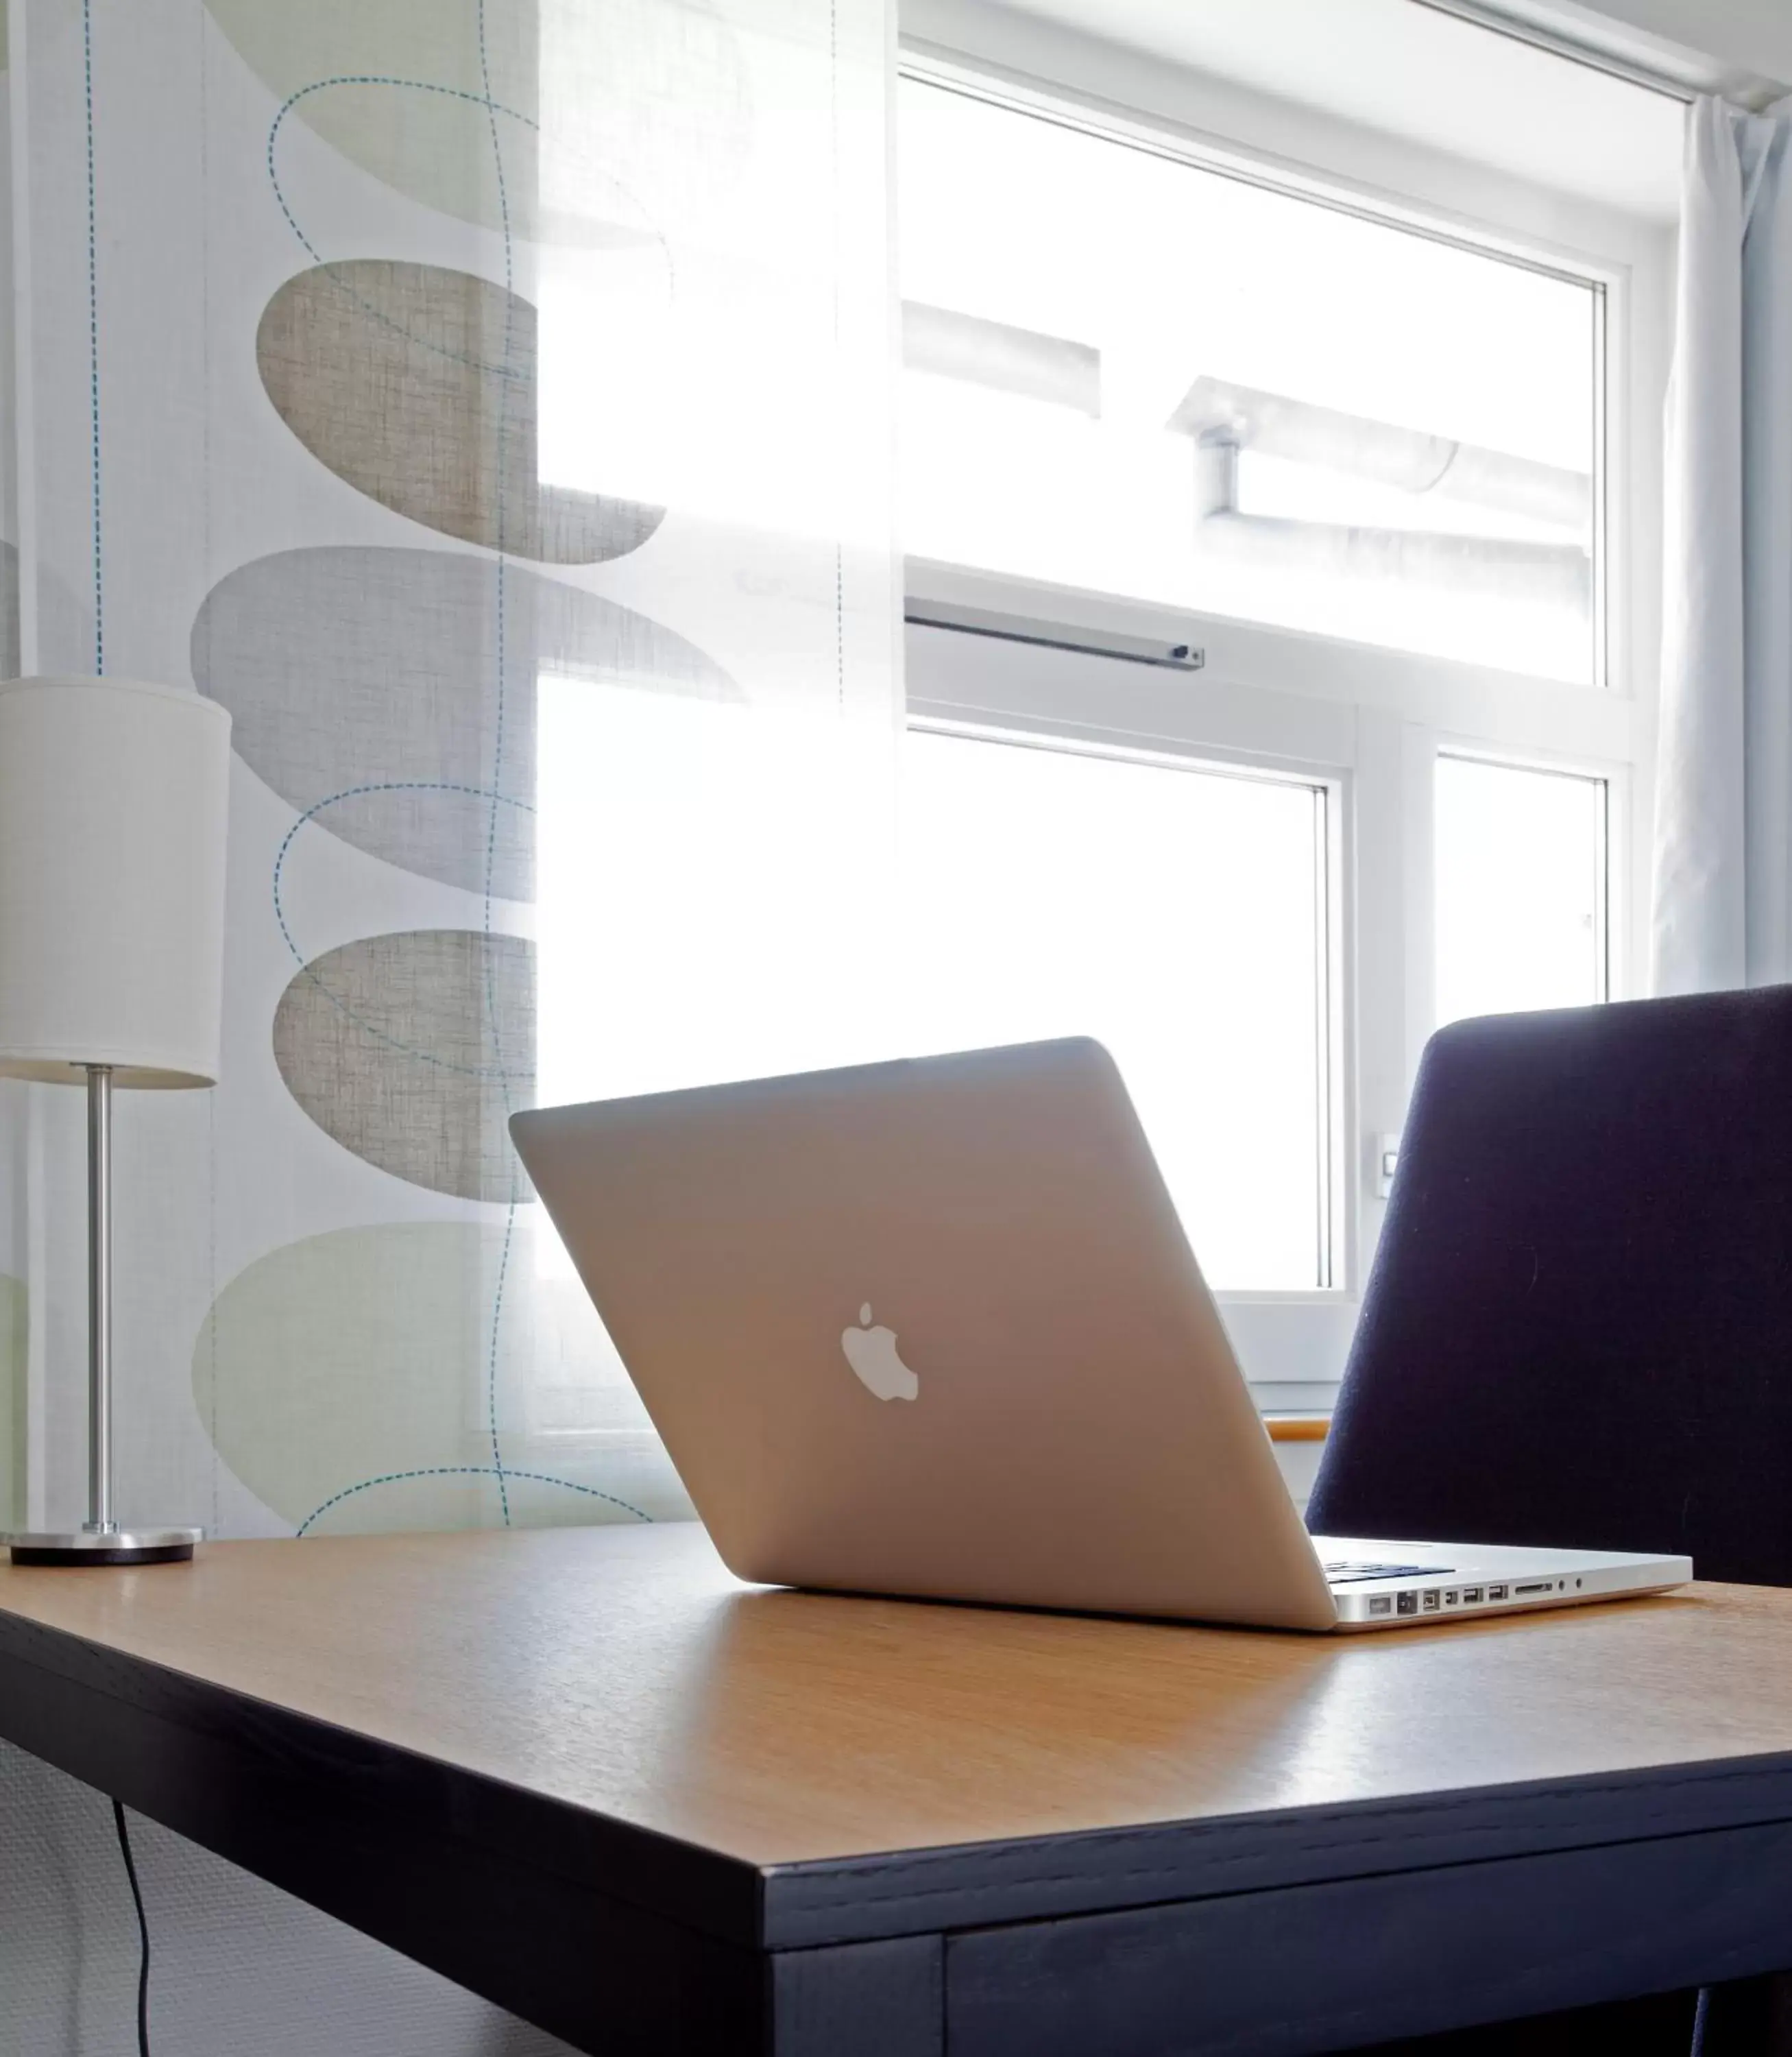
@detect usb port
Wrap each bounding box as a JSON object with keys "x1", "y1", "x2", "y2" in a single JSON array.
[
  {"x1": 1461, "y1": 1587, "x2": 1484, "y2": 1603},
  {"x1": 1514, "y1": 1581, "x2": 1553, "y2": 1596},
  {"x1": 1396, "y1": 1591, "x2": 1418, "y2": 1615},
  {"x1": 1368, "y1": 1595, "x2": 1392, "y2": 1616},
  {"x1": 1487, "y1": 1584, "x2": 1509, "y2": 1601},
  {"x1": 1422, "y1": 1590, "x2": 1441, "y2": 1611}
]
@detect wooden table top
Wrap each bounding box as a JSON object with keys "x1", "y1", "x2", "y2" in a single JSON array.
[
  {"x1": 3, "y1": 1521, "x2": 1791, "y2": 1879},
  {"x1": 15, "y1": 1523, "x2": 1792, "y2": 2056}
]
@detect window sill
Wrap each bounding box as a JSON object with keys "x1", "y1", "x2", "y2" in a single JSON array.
[{"x1": 1264, "y1": 1414, "x2": 1331, "y2": 1443}]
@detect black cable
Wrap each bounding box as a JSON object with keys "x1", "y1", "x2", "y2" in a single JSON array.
[{"x1": 111, "y1": 1797, "x2": 151, "y2": 2057}]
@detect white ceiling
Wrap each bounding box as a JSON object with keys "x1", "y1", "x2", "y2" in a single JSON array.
[
  {"x1": 975, "y1": 0, "x2": 1686, "y2": 219},
  {"x1": 1556, "y1": 0, "x2": 1792, "y2": 84}
]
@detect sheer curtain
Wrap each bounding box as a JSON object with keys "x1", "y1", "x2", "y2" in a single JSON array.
[
  {"x1": 1653, "y1": 94, "x2": 1792, "y2": 994},
  {"x1": 0, "y1": 0, "x2": 897, "y2": 1546}
]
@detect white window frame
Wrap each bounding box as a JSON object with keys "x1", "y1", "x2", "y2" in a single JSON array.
[{"x1": 895, "y1": 31, "x2": 1674, "y2": 1409}]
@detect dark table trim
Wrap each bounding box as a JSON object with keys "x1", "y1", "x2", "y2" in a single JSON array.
[
  {"x1": 763, "y1": 1751, "x2": 1792, "y2": 1947},
  {"x1": 945, "y1": 1820, "x2": 1792, "y2": 2056}
]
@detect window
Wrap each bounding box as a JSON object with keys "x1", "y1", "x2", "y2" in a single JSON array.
[
  {"x1": 536, "y1": 690, "x2": 1331, "y2": 1293},
  {"x1": 899, "y1": 52, "x2": 1667, "y2": 1399},
  {"x1": 899, "y1": 75, "x2": 1602, "y2": 685},
  {"x1": 901, "y1": 730, "x2": 1331, "y2": 1290},
  {"x1": 1435, "y1": 756, "x2": 1608, "y2": 1028}
]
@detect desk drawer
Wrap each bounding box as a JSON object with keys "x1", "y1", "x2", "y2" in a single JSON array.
[{"x1": 946, "y1": 1820, "x2": 1792, "y2": 2056}]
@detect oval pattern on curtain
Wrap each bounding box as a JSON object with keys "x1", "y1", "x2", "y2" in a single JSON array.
[
  {"x1": 191, "y1": 544, "x2": 739, "y2": 900},
  {"x1": 257, "y1": 260, "x2": 666, "y2": 562},
  {"x1": 208, "y1": 0, "x2": 751, "y2": 240},
  {"x1": 273, "y1": 928, "x2": 535, "y2": 1204},
  {"x1": 191, "y1": 1220, "x2": 690, "y2": 1538}
]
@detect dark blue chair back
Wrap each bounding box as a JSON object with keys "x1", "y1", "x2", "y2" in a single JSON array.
[{"x1": 1307, "y1": 985, "x2": 1792, "y2": 1585}]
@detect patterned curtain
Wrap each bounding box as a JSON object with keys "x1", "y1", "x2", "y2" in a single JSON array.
[{"x1": 0, "y1": 0, "x2": 896, "y2": 1542}]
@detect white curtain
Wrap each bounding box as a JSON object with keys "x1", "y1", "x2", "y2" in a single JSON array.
[
  {"x1": 0, "y1": 0, "x2": 897, "y2": 1550},
  {"x1": 1653, "y1": 95, "x2": 1792, "y2": 994}
]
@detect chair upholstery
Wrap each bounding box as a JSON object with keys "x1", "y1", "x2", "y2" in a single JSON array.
[
  {"x1": 1309, "y1": 985, "x2": 1792, "y2": 1580},
  {"x1": 1307, "y1": 986, "x2": 1792, "y2": 2057}
]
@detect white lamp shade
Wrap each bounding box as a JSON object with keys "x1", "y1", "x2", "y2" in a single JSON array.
[{"x1": 0, "y1": 677, "x2": 232, "y2": 1087}]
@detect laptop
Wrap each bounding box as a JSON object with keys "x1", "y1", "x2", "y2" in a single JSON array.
[{"x1": 509, "y1": 1037, "x2": 1690, "y2": 1631}]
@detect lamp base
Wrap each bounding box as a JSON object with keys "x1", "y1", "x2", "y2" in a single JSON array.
[{"x1": 1, "y1": 1526, "x2": 202, "y2": 1567}]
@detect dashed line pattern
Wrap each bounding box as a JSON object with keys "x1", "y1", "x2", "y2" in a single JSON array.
[
  {"x1": 297, "y1": 1465, "x2": 653, "y2": 1537},
  {"x1": 82, "y1": 0, "x2": 104, "y2": 671}
]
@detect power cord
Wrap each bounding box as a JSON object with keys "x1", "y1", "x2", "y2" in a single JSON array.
[{"x1": 111, "y1": 1798, "x2": 152, "y2": 2057}]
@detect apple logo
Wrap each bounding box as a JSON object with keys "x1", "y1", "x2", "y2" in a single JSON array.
[{"x1": 840, "y1": 1303, "x2": 919, "y2": 1402}]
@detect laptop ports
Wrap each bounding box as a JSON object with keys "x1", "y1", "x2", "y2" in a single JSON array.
[
  {"x1": 1422, "y1": 1591, "x2": 1442, "y2": 1611},
  {"x1": 1460, "y1": 1587, "x2": 1484, "y2": 1603},
  {"x1": 1487, "y1": 1584, "x2": 1509, "y2": 1601},
  {"x1": 1368, "y1": 1595, "x2": 1393, "y2": 1616},
  {"x1": 1396, "y1": 1591, "x2": 1418, "y2": 1615}
]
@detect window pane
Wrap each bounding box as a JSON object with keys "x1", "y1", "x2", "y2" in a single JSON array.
[
  {"x1": 901, "y1": 730, "x2": 1329, "y2": 1290},
  {"x1": 537, "y1": 684, "x2": 1329, "y2": 1291},
  {"x1": 1434, "y1": 755, "x2": 1606, "y2": 1027},
  {"x1": 899, "y1": 79, "x2": 1599, "y2": 683}
]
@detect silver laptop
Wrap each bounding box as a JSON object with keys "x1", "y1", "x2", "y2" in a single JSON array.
[{"x1": 510, "y1": 1037, "x2": 1689, "y2": 1631}]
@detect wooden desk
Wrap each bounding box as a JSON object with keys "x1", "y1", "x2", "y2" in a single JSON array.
[{"x1": 3, "y1": 1524, "x2": 1792, "y2": 2056}]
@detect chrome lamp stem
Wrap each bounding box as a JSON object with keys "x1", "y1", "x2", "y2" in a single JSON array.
[
  {"x1": 84, "y1": 1063, "x2": 114, "y2": 1537},
  {"x1": 0, "y1": 1061, "x2": 202, "y2": 1565}
]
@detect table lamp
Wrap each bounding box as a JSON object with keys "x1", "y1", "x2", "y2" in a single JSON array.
[{"x1": 0, "y1": 677, "x2": 232, "y2": 1565}]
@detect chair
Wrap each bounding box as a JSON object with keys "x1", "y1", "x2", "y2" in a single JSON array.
[{"x1": 1307, "y1": 985, "x2": 1792, "y2": 2056}]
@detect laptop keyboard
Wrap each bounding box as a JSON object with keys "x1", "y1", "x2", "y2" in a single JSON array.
[{"x1": 1322, "y1": 1560, "x2": 1454, "y2": 1584}]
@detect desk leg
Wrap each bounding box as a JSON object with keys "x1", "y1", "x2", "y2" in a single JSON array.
[
  {"x1": 1695, "y1": 1975, "x2": 1792, "y2": 2056},
  {"x1": 770, "y1": 1935, "x2": 943, "y2": 2057}
]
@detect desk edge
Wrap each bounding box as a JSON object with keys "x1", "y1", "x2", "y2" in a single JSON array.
[{"x1": 9, "y1": 1602, "x2": 1792, "y2": 1954}]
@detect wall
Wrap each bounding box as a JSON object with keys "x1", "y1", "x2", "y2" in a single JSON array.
[{"x1": 0, "y1": 1740, "x2": 570, "y2": 2057}]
